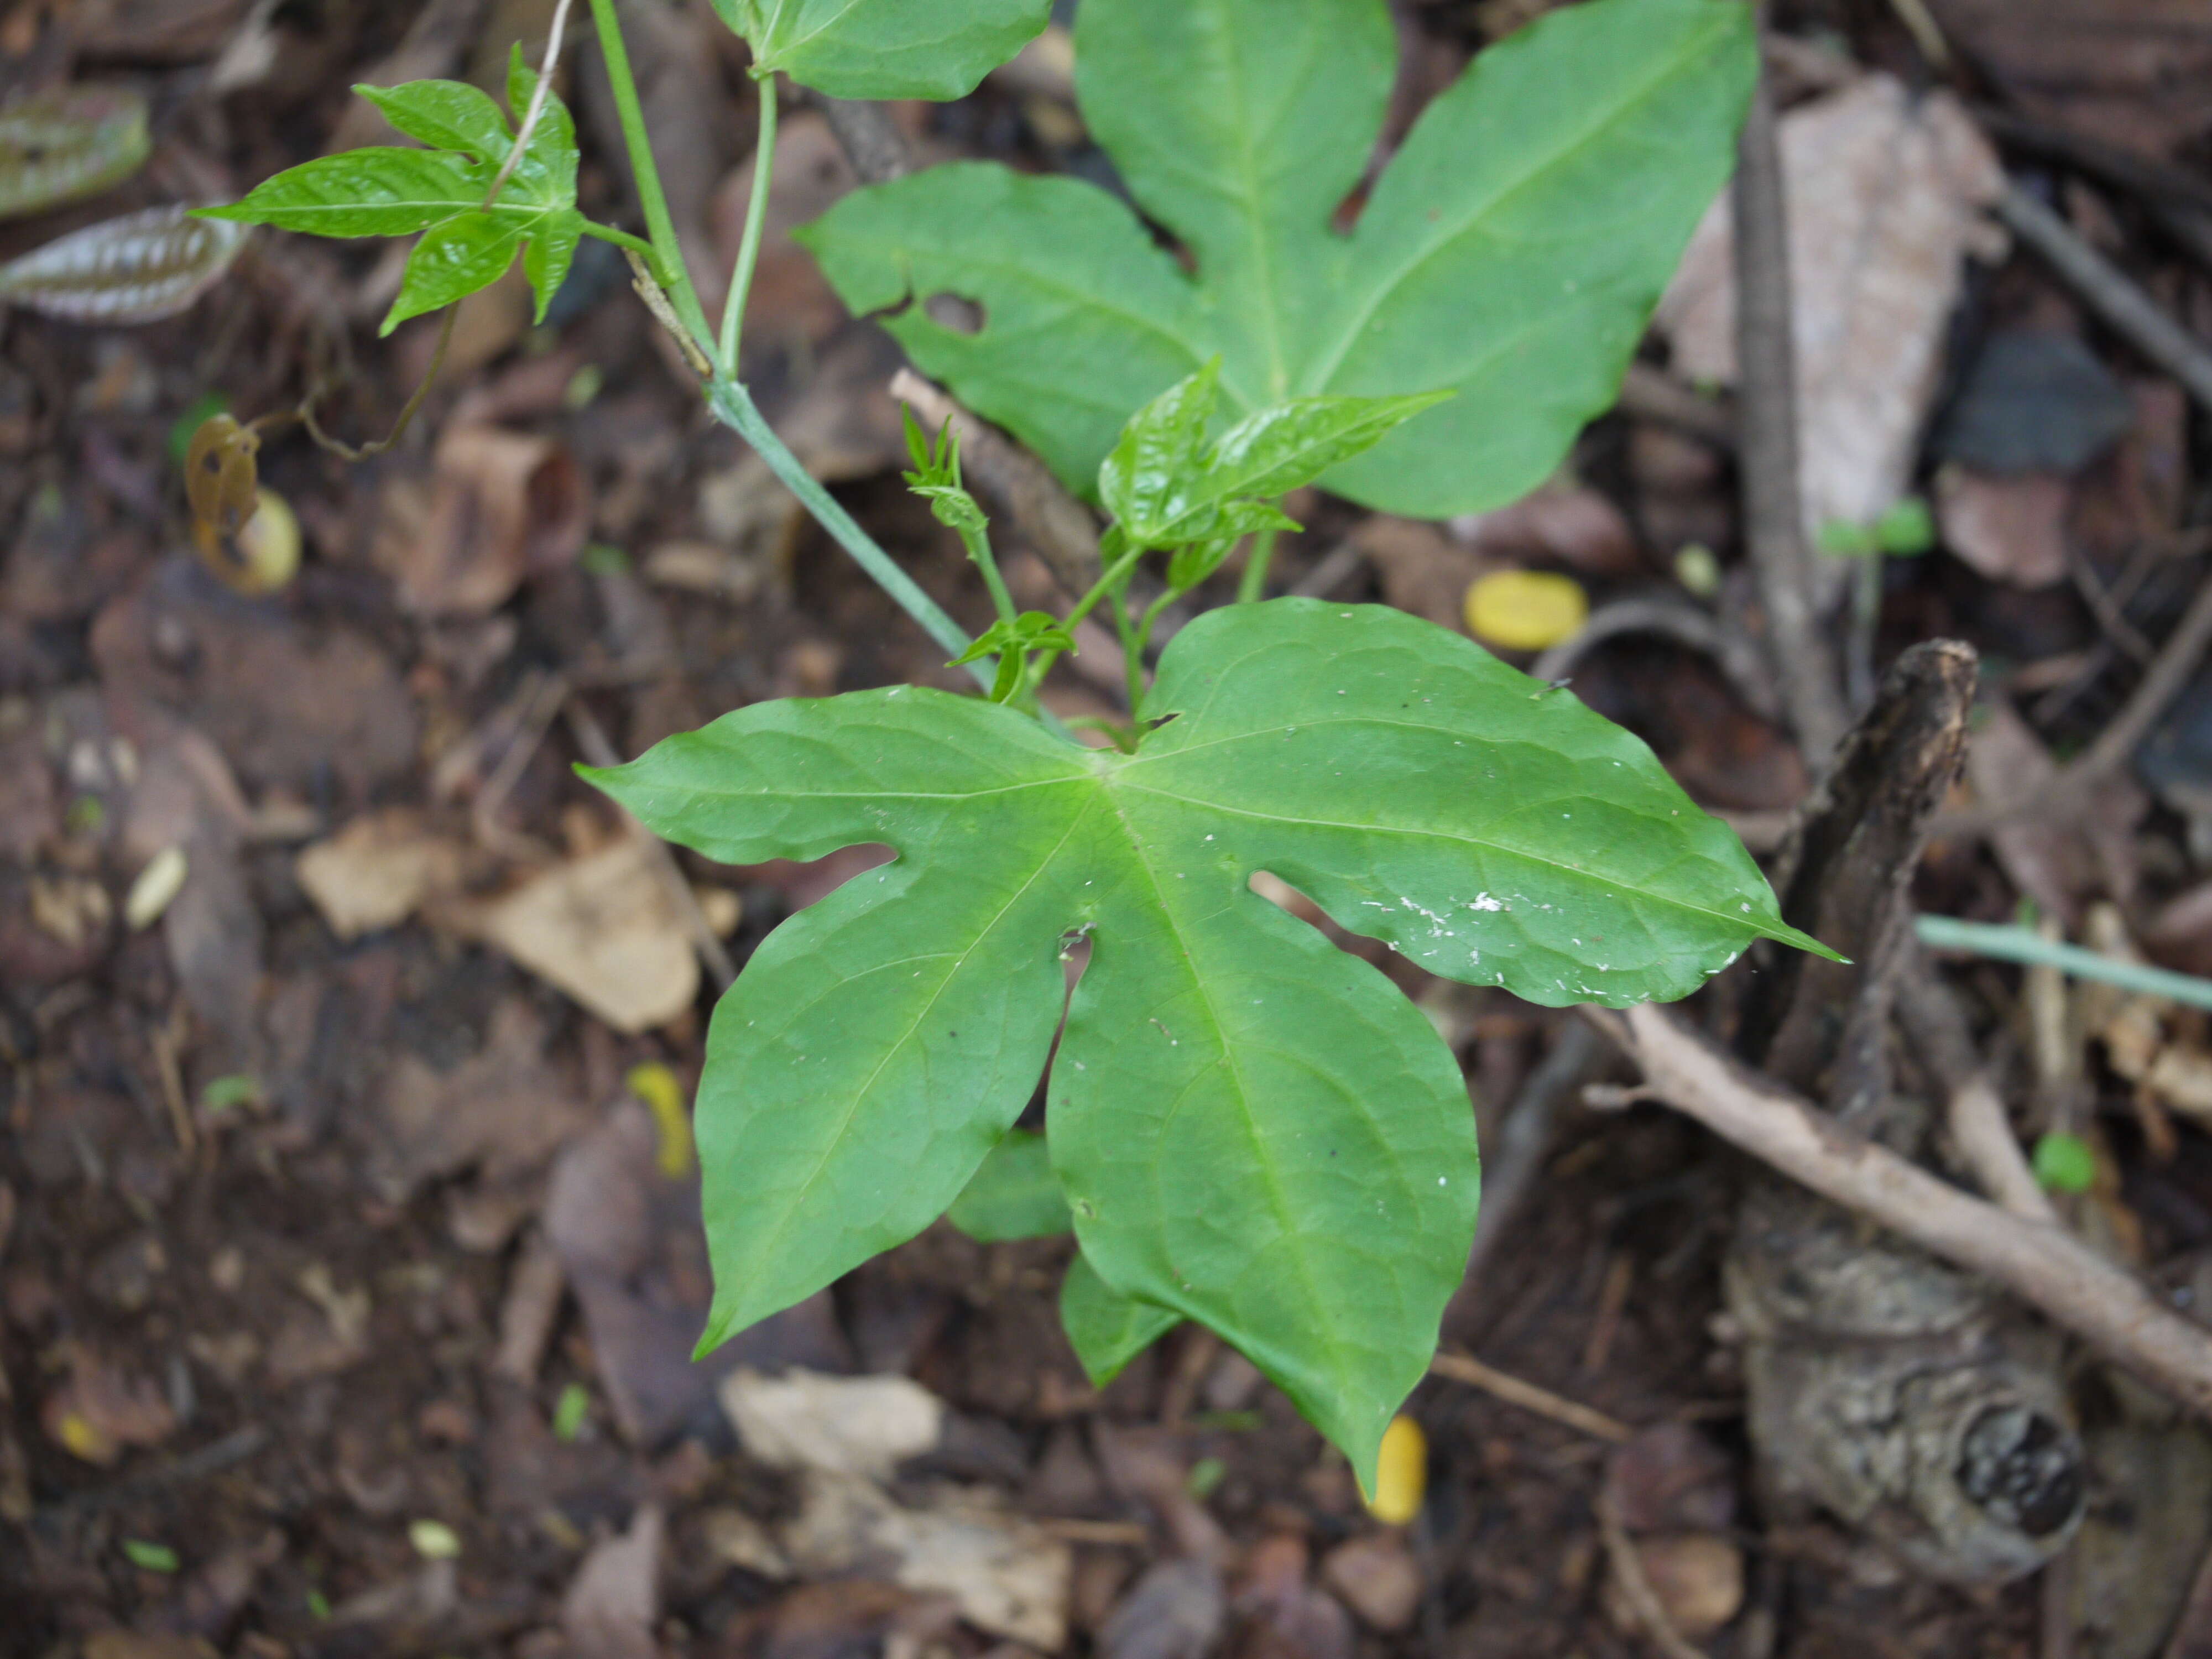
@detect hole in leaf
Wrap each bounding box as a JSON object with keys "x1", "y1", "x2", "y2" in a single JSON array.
[{"x1": 922, "y1": 291, "x2": 985, "y2": 335}]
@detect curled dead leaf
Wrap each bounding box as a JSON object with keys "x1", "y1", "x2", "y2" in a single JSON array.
[{"x1": 0, "y1": 206, "x2": 247, "y2": 324}]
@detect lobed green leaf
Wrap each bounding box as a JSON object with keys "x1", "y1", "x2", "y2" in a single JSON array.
[
  {"x1": 800, "y1": 0, "x2": 1755, "y2": 516},
  {"x1": 586, "y1": 599, "x2": 1827, "y2": 1484}
]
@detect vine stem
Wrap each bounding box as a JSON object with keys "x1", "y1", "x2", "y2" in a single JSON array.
[
  {"x1": 961, "y1": 524, "x2": 1021, "y2": 628},
  {"x1": 584, "y1": 0, "x2": 714, "y2": 356},
  {"x1": 706, "y1": 377, "x2": 990, "y2": 690},
  {"x1": 1916, "y1": 915, "x2": 2212, "y2": 1013},
  {"x1": 717, "y1": 79, "x2": 780, "y2": 378}
]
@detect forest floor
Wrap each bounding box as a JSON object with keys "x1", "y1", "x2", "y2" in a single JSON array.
[{"x1": 4, "y1": 1, "x2": 2212, "y2": 1656}]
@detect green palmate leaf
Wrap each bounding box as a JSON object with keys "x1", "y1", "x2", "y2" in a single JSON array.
[
  {"x1": 799, "y1": 0, "x2": 1755, "y2": 517},
  {"x1": 585, "y1": 598, "x2": 1830, "y2": 1484},
  {"x1": 947, "y1": 1129, "x2": 1071, "y2": 1241},
  {"x1": 712, "y1": 0, "x2": 1052, "y2": 99},
  {"x1": 199, "y1": 50, "x2": 584, "y2": 332},
  {"x1": 0, "y1": 87, "x2": 150, "y2": 221},
  {"x1": 1062, "y1": 1252, "x2": 1181, "y2": 1385}
]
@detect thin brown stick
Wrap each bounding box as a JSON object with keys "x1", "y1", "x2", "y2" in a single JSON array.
[
  {"x1": 1429, "y1": 1351, "x2": 1633, "y2": 1443},
  {"x1": 1597, "y1": 1488, "x2": 1712, "y2": 1659},
  {"x1": 1732, "y1": 42, "x2": 1851, "y2": 760},
  {"x1": 1619, "y1": 363, "x2": 1738, "y2": 450},
  {"x1": 1896, "y1": 956, "x2": 2059, "y2": 1223},
  {"x1": 484, "y1": 0, "x2": 576, "y2": 208},
  {"x1": 1611, "y1": 1003, "x2": 2212, "y2": 1418},
  {"x1": 814, "y1": 95, "x2": 913, "y2": 185},
  {"x1": 1996, "y1": 184, "x2": 2212, "y2": 413}
]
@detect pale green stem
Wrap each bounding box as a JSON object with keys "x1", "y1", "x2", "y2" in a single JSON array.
[
  {"x1": 1115, "y1": 592, "x2": 1147, "y2": 723},
  {"x1": 1235, "y1": 523, "x2": 1282, "y2": 604},
  {"x1": 717, "y1": 80, "x2": 779, "y2": 378},
  {"x1": 1917, "y1": 915, "x2": 2212, "y2": 1013},
  {"x1": 585, "y1": 0, "x2": 713, "y2": 355},
  {"x1": 1023, "y1": 542, "x2": 1147, "y2": 702},
  {"x1": 708, "y1": 378, "x2": 979, "y2": 676},
  {"x1": 962, "y1": 523, "x2": 1020, "y2": 629}
]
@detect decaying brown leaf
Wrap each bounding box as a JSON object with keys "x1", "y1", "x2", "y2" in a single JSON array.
[
  {"x1": 434, "y1": 832, "x2": 697, "y2": 1032},
  {"x1": 1658, "y1": 74, "x2": 2005, "y2": 542}
]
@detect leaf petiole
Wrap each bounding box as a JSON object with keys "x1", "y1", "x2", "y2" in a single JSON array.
[
  {"x1": 717, "y1": 76, "x2": 780, "y2": 378},
  {"x1": 577, "y1": 219, "x2": 665, "y2": 272}
]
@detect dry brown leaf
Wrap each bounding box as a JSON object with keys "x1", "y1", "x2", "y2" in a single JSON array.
[
  {"x1": 436, "y1": 833, "x2": 697, "y2": 1032},
  {"x1": 295, "y1": 809, "x2": 467, "y2": 940},
  {"x1": 719, "y1": 1368, "x2": 945, "y2": 1481},
  {"x1": 1657, "y1": 74, "x2": 2004, "y2": 544},
  {"x1": 372, "y1": 424, "x2": 589, "y2": 618},
  {"x1": 1935, "y1": 466, "x2": 2072, "y2": 590},
  {"x1": 779, "y1": 1470, "x2": 1072, "y2": 1650},
  {"x1": 1604, "y1": 1533, "x2": 1744, "y2": 1639},
  {"x1": 41, "y1": 1347, "x2": 176, "y2": 1465},
  {"x1": 561, "y1": 1504, "x2": 664, "y2": 1659}
]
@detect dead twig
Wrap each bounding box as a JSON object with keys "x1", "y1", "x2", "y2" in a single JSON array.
[
  {"x1": 1597, "y1": 1486, "x2": 1712, "y2": 1659},
  {"x1": 1618, "y1": 362, "x2": 1737, "y2": 451},
  {"x1": 1895, "y1": 956, "x2": 2058, "y2": 1223},
  {"x1": 813, "y1": 94, "x2": 913, "y2": 185},
  {"x1": 484, "y1": 0, "x2": 575, "y2": 208},
  {"x1": 1429, "y1": 1350, "x2": 1633, "y2": 1443},
  {"x1": 1531, "y1": 594, "x2": 1782, "y2": 724},
  {"x1": 1731, "y1": 40, "x2": 1851, "y2": 759},
  {"x1": 891, "y1": 369, "x2": 1101, "y2": 598},
  {"x1": 1995, "y1": 184, "x2": 2212, "y2": 413},
  {"x1": 1604, "y1": 1001, "x2": 2212, "y2": 1420}
]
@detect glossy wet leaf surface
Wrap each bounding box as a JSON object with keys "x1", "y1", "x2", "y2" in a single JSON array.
[
  {"x1": 199, "y1": 53, "x2": 583, "y2": 331},
  {"x1": 587, "y1": 599, "x2": 1825, "y2": 1481},
  {"x1": 800, "y1": 0, "x2": 1754, "y2": 517}
]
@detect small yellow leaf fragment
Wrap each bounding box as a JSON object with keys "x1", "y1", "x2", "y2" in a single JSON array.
[
  {"x1": 1463, "y1": 569, "x2": 1589, "y2": 652},
  {"x1": 124, "y1": 845, "x2": 188, "y2": 930},
  {"x1": 56, "y1": 1411, "x2": 113, "y2": 1464},
  {"x1": 1365, "y1": 1413, "x2": 1427, "y2": 1525},
  {"x1": 408, "y1": 1519, "x2": 462, "y2": 1559},
  {"x1": 629, "y1": 1062, "x2": 694, "y2": 1178}
]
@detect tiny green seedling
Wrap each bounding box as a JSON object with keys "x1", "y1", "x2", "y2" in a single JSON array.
[{"x1": 201, "y1": 0, "x2": 1824, "y2": 1489}]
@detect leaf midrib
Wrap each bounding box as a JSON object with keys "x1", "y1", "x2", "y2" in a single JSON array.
[
  {"x1": 1094, "y1": 782, "x2": 1358, "y2": 1402},
  {"x1": 733, "y1": 795, "x2": 1099, "y2": 1308}
]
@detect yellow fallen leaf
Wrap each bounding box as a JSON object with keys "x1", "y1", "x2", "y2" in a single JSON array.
[
  {"x1": 1366, "y1": 1413, "x2": 1427, "y2": 1525},
  {"x1": 1463, "y1": 570, "x2": 1588, "y2": 652},
  {"x1": 628, "y1": 1062, "x2": 694, "y2": 1178}
]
